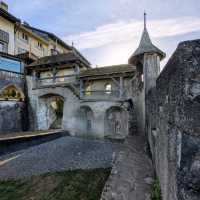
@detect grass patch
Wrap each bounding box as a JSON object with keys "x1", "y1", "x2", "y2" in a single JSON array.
[
  {"x1": 151, "y1": 178, "x2": 162, "y2": 200},
  {"x1": 0, "y1": 168, "x2": 110, "y2": 200}
]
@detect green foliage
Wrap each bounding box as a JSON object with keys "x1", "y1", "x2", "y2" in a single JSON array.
[
  {"x1": 151, "y1": 178, "x2": 162, "y2": 200},
  {"x1": 0, "y1": 168, "x2": 111, "y2": 200},
  {"x1": 55, "y1": 98, "x2": 64, "y2": 118}
]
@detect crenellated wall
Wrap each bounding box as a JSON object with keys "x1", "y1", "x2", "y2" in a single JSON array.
[{"x1": 146, "y1": 40, "x2": 200, "y2": 200}]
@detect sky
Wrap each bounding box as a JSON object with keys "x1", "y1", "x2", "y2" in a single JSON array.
[{"x1": 4, "y1": 0, "x2": 200, "y2": 68}]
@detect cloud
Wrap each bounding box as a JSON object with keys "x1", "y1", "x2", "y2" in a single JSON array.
[{"x1": 64, "y1": 17, "x2": 200, "y2": 50}]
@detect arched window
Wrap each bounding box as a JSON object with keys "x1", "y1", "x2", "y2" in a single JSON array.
[
  {"x1": 105, "y1": 83, "x2": 112, "y2": 94},
  {"x1": 0, "y1": 85, "x2": 25, "y2": 101}
]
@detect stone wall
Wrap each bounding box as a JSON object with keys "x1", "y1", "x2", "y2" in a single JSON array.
[
  {"x1": 146, "y1": 40, "x2": 200, "y2": 200},
  {"x1": 0, "y1": 70, "x2": 28, "y2": 134},
  {"x1": 0, "y1": 101, "x2": 27, "y2": 133}
]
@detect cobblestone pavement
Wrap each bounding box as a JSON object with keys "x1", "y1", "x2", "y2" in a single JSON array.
[
  {"x1": 0, "y1": 136, "x2": 122, "y2": 180},
  {"x1": 101, "y1": 135, "x2": 154, "y2": 200}
]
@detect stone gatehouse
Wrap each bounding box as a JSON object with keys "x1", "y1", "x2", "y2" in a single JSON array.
[{"x1": 0, "y1": 8, "x2": 200, "y2": 200}]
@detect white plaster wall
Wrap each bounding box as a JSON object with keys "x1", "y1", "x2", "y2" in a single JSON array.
[
  {"x1": 0, "y1": 16, "x2": 15, "y2": 54},
  {"x1": 15, "y1": 30, "x2": 48, "y2": 57}
]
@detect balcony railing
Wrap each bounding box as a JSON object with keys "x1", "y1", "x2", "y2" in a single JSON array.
[
  {"x1": 0, "y1": 68, "x2": 24, "y2": 82},
  {"x1": 35, "y1": 74, "x2": 77, "y2": 88},
  {"x1": 81, "y1": 90, "x2": 121, "y2": 100}
]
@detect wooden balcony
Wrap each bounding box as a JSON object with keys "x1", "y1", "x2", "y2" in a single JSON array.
[
  {"x1": 34, "y1": 74, "x2": 77, "y2": 88},
  {"x1": 80, "y1": 90, "x2": 124, "y2": 101}
]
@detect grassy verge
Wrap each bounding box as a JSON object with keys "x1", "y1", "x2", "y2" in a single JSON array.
[
  {"x1": 151, "y1": 178, "x2": 162, "y2": 200},
  {"x1": 0, "y1": 168, "x2": 110, "y2": 200}
]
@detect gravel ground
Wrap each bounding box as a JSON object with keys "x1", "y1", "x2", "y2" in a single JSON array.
[{"x1": 0, "y1": 136, "x2": 123, "y2": 180}]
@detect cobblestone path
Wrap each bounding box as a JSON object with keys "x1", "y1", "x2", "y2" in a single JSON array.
[
  {"x1": 0, "y1": 136, "x2": 122, "y2": 180},
  {"x1": 101, "y1": 135, "x2": 154, "y2": 200}
]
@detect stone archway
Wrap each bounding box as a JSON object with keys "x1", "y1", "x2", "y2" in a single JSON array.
[
  {"x1": 39, "y1": 94, "x2": 64, "y2": 129},
  {"x1": 78, "y1": 106, "x2": 94, "y2": 134},
  {"x1": 0, "y1": 84, "x2": 25, "y2": 101},
  {"x1": 105, "y1": 106, "x2": 128, "y2": 137}
]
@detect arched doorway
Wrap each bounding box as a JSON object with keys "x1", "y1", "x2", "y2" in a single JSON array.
[
  {"x1": 105, "y1": 106, "x2": 128, "y2": 137},
  {"x1": 40, "y1": 94, "x2": 64, "y2": 129},
  {"x1": 78, "y1": 106, "x2": 94, "y2": 134}
]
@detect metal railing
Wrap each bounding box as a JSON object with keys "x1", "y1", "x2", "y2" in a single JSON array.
[{"x1": 0, "y1": 68, "x2": 24, "y2": 82}]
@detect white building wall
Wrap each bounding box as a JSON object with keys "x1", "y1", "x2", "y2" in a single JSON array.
[{"x1": 0, "y1": 16, "x2": 15, "y2": 54}]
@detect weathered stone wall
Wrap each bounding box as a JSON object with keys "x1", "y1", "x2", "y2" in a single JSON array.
[
  {"x1": 0, "y1": 70, "x2": 27, "y2": 133},
  {"x1": 26, "y1": 76, "x2": 80, "y2": 133},
  {"x1": 78, "y1": 100, "x2": 134, "y2": 138},
  {"x1": 146, "y1": 40, "x2": 200, "y2": 200},
  {"x1": 0, "y1": 101, "x2": 26, "y2": 133},
  {"x1": 27, "y1": 74, "x2": 136, "y2": 138}
]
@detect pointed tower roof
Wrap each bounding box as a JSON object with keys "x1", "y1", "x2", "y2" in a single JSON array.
[{"x1": 129, "y1": 12, "x2": 166, "y2": 64}]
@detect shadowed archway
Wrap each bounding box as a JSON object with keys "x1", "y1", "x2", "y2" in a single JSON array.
[
  {"x1": 78, "y1": 106, "x2": 94, "y2": 134},
  {"x1": 39, "y1": 94, "x2": 64, "y2": 129},
  {"x1": 104, "y1": 106, "x2": 128, "y2": 137}
]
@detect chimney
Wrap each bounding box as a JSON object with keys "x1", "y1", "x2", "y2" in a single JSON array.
[{"x1": 0, "y1": 1, "x2": 8, "y2": 11}]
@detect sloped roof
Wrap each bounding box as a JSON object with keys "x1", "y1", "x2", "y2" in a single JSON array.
[
  {"x1": 27, "y1": 52, "x2": 91, "y2": 68},
  {"x1": 79, "y1": 64, "x2": 136, "y2": 77},
  {"x1": 23, "y1": 24, "x2": 71, "y2": 50},
  {"x1": 129, "y1": 27, "x2": 166, "y2": 64},
  {"x1": 23, "y1": 25, "x2": 90, "y2": 66},
  {"x1": 0, "y1": 8, "x2": 20, "y2": 23}
]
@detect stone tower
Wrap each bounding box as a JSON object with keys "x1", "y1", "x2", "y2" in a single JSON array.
[
  {"x1": 128, "y1": 13, "x2": 166, "y2": 133},
  {"x1": 129, "y1": 12, "x2": 166, "y2": 95}
]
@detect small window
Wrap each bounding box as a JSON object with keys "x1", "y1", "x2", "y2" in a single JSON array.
[
  {"x1": 37, "y1": 42, "x2": 43, "y2": 49},
  {"x1": 0, "y1": 41, "x2": 8, "y2": 53},
  {"x1": 105, "y1": 83, "x2": 112, "y2": 94},
  {"x1": 85, "y1": 84, "x2": 92, "y2": 96},
  {"x1": 0, "y1": 42, "x2": 4, "y2": 52},
  {"x1": 22, "y1": 33, "x2": 28, "y2": 43}
]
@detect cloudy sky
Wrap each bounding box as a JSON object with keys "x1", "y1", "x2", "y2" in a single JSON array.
[{"x1": 5, "y1": 0, "x2": 200, "y2": 68}]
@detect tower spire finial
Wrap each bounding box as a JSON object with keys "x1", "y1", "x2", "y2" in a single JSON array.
[{"x1": 144, "y1": 11, "x2": 147, "y2": 29}]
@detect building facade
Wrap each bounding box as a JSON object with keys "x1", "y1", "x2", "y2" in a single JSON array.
[{"x1": 0, "y1": 1, "x2": 72, "y2": 68}]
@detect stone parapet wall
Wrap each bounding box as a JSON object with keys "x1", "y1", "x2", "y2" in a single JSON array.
[
  {"x1": 146, "y1": 40, "x2": 200, "y2": 200},
  {"x1": 0, "y1": 101, "x2": 27, "y2": 133}
]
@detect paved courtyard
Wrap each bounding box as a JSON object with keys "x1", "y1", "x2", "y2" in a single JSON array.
[{"x1": 0, "y1": 136, "x2": 122, "y2": 180}]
